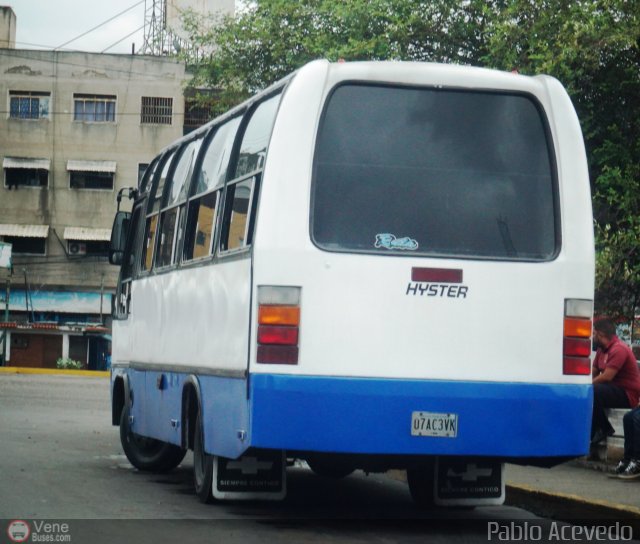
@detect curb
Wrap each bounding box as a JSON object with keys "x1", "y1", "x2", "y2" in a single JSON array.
[
  {"x1": 506, "y1": 483, "x2": 640, "y2": 538},
  {"x1": 0, "y1": 366, "x2": 109, "y2": 378},
  {"x1": 505, "y1": 482, "x2": 640, "y2": 519}
]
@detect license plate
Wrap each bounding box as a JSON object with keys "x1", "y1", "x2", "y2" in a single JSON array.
[{"x1": 411, "y1": 411, "x2": 458, "y2": 437}]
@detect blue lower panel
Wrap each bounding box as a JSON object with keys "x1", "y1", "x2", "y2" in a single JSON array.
[
  {"x1": 113, "y1": 369, "x2": 251, "y2": 459},
  {"x1": 249, "y1": 374, "x2": 593, "y2": 458}
]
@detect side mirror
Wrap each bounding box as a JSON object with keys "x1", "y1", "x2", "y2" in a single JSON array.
[{"x1": 109, "y1": 211, "x2": 131, "y2": 265}]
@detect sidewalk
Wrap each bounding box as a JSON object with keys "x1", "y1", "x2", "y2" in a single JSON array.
[
  {"x1": 0, "y1": 366, "x2": 109, "y2": 377},
  {"x1": 506, "y1": 460, "x2": 640, "y2": 518}
]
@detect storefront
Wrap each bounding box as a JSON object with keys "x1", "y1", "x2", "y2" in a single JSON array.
[{"x1": 0, "y1": 290, "x2": 111, "y2": 370}]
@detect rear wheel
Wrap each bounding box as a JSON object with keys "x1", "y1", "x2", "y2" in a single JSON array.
[
  {"x1": 119, "y1": 405, "x2": 186, "y2": 471},
  {"x1": 193, "y1": 412, "x2": 214, "y2": 503}
]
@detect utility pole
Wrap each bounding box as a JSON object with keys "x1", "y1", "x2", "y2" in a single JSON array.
[
  {"x1": 1, "y1": 278, "x2": 8, "y2": 366},
  {"x1": 0, "y1": 242, "x2": 12, "y2": 366}
]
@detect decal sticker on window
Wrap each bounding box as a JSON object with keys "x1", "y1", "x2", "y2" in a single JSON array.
[{"x1": 375, "y1": 233, "x2": 419, "y2": 251}]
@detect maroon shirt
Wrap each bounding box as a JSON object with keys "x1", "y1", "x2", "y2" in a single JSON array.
[{"x1": 593, "y1": 336, "x2": 640, "y2": 406}]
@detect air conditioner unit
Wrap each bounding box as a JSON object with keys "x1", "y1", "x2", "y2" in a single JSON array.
[{"x1": 68, "y1": 242, "x2": 87, "y2": 255}]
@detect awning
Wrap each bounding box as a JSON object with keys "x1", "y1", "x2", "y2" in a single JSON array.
[
  {"x1": 63, "y1": 227, "x2": 111, "y2": 241},
  {"x1": 7, "y1": 289, "x2": 111, "y2": 314},
  {"x1": 0, "y1": 224, "x2": 49, "y2": 238},
  {"x1": 3, "y1": 157, "x2": 50, "y2": 170},
  {"x1": 66, "y1": 160, "x2": 116, "y2": 173}
]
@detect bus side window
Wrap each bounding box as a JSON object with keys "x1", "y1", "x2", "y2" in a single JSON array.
[
  {"x1": 219, "y1": 93, "x2": 280, "y2": 253},
  {"x1": 183, "y1": 116, "x2": 241, "y2": 261},
  {"x1": 185, "y1": 191, "x2": 218, "y2": 260},
  {"x1": 142, "y1": 215, "x2": 159, "y2": 271},
  {"x1": 156, "y1": 138, "x2": 203, "y2": 268},
  {"x1": 223, "y1": 177, "x2": 254, "y2": 251},
  {"x1": 141, "y1": 149, "x2": 176, "y2": 272}
]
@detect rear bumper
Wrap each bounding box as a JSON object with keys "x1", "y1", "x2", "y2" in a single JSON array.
[{"x1": 249, "y1": 374, "x2": 592, "y2": 458}]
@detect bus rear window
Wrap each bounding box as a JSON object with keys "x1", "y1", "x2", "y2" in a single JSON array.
[{"x1": 311, "y1": 84, "x2": 558, "y2": 260}]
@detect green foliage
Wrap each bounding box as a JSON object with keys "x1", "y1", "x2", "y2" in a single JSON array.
[
  {"x1": 182, "y1": 0, "x2": 497, "y2": 111},
  {"x1": 481, "y1": 0, "x2": 640, "y2": 319},
  {"x1": 184, "y1": 0, "x2": 640, "y2": 318},
  {"x1": 56, "y1": 357, "x2": 84, "y2": 370}
]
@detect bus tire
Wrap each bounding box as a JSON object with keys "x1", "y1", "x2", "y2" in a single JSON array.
[
  {"x1": 119, "y1": 405, "x2": 186, "y2": 472},
  {"x1": 407, "y1": 462, "x2": 436, "y2": 508},
  {"x1": 193, "y1": 412, "x2": 214, "y2": 503},
  {"x1": 306, "y1": 457, "x2": 355, "y2": 479}
]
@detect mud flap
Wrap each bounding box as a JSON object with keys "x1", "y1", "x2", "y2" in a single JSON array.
[
  {"x1": 212, "y1": 448, "x2": 286, "y2": 501},
  {"x1": 434, "y1": 457, "x2": 505, "y2": 506}
]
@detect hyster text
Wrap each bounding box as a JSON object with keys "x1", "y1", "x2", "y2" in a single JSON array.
[{"x1": 406, "y1": 282, "x2": 469, "y2": 298}]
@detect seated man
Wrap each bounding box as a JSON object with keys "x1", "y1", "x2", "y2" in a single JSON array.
[{"x1": 591, "y1": 318, "x2": 640, "y2": 445}]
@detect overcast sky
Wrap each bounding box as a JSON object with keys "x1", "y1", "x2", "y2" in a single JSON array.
[{"x1": 8, "y1": 0, "x2": 147, "y2": 54}]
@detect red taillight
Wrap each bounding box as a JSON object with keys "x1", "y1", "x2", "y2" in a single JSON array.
[
  {"x1": 257, "y1": 345, "x2": 299, "y2": 365},
  {"x1": 563, "y1": 338, "x2": 591, "y2": 357},
  {"x1": 257, "y1": 287, "x2": 301, "y2": 365},
  {"x1": 563, "y1": 357, "x2": 591, "y2": 375},
  {"x1": 258, "y1": 325, "x2": 298, "y2": 345},
  {"x1": 563, "y1": 299, "x2": 593, "y2": 375}
]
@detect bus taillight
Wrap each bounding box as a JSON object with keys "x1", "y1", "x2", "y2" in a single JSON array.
[
  {"x1": 563, "y1": 299, "x2": 593, "y2": 375},
  {"x1": 257, "y1": 286, "x2": 301, "y2": 365}
]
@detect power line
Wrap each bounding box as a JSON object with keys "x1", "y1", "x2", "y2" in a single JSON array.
[
  {"x1": 101, "y1": 25, "x2": 146, "y2": 54},
  {"x1": 12, "y1": 37, "x2": 143, "y2": 53},
  {"x1": 13, "y1": 40, "x2": 78, "y2": 51},
  {"x1": 54, "y1": 0, "x2": 146, "y2": 51}
]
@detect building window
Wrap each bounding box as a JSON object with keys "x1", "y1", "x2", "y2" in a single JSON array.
[
  {"x1": 67, "y1": 161, "x2": 116, "y2": 190},
  {"x1": 69, "y1": 171, "x2": 114, "y2": 190},
  {"x1": 73, "y1": 94, "x2": 116, "y2": 122},
  {"x1": 3, "y1": 158, "x2": 50, "y2": 189},
  {"x1": 1, "y1": 236, "x2": 46, "y2": 255},
  {"x1": 9, "y1": 91, "x2": 50, "y2": 119},
  {"x1": 63, "y1": 227, "x2": 111, "y2": 257},
  {"x1": 5, "y1": 168, "x2": 48, "y2": 188},
  {"x1": 184, "y1": 99, "x2": 213, "y2": 132},
  {"x1": 141, "y1": 96, "x2": 173, "y2": 125},
  {"x1": 67, "y1": 240, "x2": 109, "y2": 256}
]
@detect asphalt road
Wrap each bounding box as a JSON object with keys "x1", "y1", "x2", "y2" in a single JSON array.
[{"x1": 0, "y1": 373, "x2": 578, "y2": 544}]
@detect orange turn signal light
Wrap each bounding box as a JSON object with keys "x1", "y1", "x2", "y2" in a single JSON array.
[
  {"x1": 258, "y1": 305, "x2": 300, "y2": 326},
  {"x1": 564, "y1": 317, "x2": 592, "y2": 339}
]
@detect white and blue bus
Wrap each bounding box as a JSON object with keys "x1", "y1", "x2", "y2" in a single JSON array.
[{"x1": 109, "y1": 60, "x2": 594, "y2": 506}]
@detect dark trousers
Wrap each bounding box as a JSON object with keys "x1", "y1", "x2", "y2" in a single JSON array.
[
  {"x1": 592, "y1": 383, "x2": 630, "y2": 436},
  {"x1": 623, "y1": 407, "x2": 640, "y2": 460}
]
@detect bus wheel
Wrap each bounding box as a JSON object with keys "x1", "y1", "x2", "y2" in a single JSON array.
[
  {"x1": 119, "y1": 405, "x2": 186, "y2": 471},
  {"x1": 193, "y1": 412, "x2": 214, "y2": 503},
  {"x1": 306, "y1": 456, "x2": 355, "y2": 479},
  {"x1": 407, "y1": 461, "x2": 436, "y2": 507}
]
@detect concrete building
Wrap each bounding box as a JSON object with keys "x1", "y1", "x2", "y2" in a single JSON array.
[{"x1": 0, "y1": 6, "x2": 192, "y2": 369}]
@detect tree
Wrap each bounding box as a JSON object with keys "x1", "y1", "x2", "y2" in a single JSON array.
[
  {"x1": 182, "y1": 0, "x2": 498, "y2": 109},
  {"x1": 481, "y1": 0, "x2": 640, "y2": 321},
  {"x1": 184, "y1": 0, "x2": 640, "y2": 321}
]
